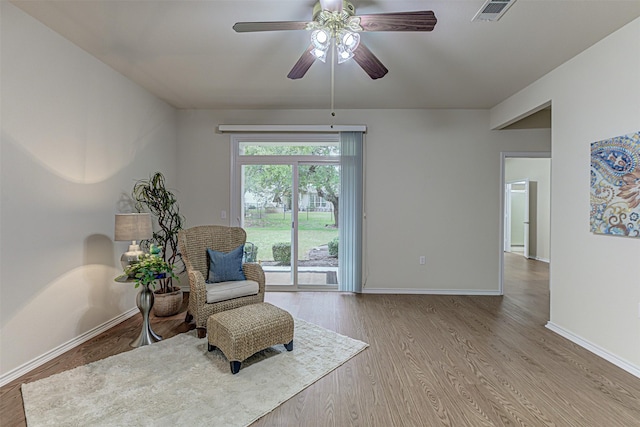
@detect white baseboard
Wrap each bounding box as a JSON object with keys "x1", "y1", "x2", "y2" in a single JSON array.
[
  {"x1": 546, "y1": 322, "x2": 640, "y2": 379},
  {"x1": 0, "y1": 308, "x2": 138, "y2": 387},
  {"x1": 533, "y1": 256, "x2": 550, "y2": 263},
  {"x1": 362, "y1": 288, "x2": 501, "y2": 296}
]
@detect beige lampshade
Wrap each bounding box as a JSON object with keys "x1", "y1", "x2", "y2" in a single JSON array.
[{"x1": 114, "y1": 213, "x2": 153, "y2": 241}]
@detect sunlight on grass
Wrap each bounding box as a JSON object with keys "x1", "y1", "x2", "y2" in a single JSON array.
[{"x1": 244, "y1": 210, "x2": 338, "y2": 261}]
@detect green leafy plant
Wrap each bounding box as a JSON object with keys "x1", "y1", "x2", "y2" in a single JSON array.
[
  {"x1": 123, "y1": 251, "x2": 178, "y2": 289},
  {"x1": 272, "y1": 242, "x2": 291, "y2": 265},
  {"x1": 328, "y1": 236, "x2": 339, "y2": 257},
  {"x1": 132, "y1": 172, "x2": 184, "y2": 293}
]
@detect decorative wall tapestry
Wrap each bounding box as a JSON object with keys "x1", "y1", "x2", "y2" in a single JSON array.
[{"x1": 590, "y1": 130, "x2": 640, "y2": 237}]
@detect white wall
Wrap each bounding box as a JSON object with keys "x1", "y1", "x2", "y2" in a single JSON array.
[
  {"x1": 505, "y1": 158, "x2": 552, "y2": 261},
  {"x1": 0, "y1": 3, "x2": 177, "y2": 380},
  {"x1": 176, "y1": 109, "x2": 551, "y2": 294},
  {"x1": 492, "y1": 18, "x2": 640, "y2": 370}
]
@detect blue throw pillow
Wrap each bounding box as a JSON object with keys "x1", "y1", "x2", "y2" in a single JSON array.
[{"x1": 206, "y1": 244, "x2": 246, "y2": 283}]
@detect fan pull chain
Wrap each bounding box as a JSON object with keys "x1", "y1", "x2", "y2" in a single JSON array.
[{"x1": 331, "y1": 43, "x2": 335, "y2": 117}]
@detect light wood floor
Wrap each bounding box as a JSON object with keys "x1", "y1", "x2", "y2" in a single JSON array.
[{"x1": 2, "y1": 254, "x2": 640, "y2": 426}]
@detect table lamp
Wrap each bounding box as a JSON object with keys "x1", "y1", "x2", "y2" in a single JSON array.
[{"x1": 114, "y1": 213, "x2": 153, "y2": 270}]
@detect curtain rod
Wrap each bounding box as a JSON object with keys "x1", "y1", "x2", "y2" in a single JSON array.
[{"x1": 218, "y1": 124, "x2": 367, "y2": 133}]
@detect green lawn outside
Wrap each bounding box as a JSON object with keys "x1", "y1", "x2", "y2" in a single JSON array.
[{"x1": 244, "y1": 210, "x2": 338, "y2": 261}]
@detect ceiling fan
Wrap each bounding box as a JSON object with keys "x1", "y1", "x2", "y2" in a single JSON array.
[{"x1": 233, "y1": 0, "x2": 437, "y2": 80}]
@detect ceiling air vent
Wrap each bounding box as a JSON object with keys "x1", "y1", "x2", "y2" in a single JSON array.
[{"x1": 472, "y1": 0, "x2": 516, "y2": 22}]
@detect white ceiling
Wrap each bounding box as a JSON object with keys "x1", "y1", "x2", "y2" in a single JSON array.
[{"x1": 11, "y1": 0, "x2": 640, "y2": 110}]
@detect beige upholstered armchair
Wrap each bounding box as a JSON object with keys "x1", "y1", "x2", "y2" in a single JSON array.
[{"x1": 178, "y1": 225, "x2": 265, "y2": 337}]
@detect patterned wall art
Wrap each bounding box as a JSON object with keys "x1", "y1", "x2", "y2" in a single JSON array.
[{"x1": 590, "y1": 130, "x2": 640, "y2": 237}]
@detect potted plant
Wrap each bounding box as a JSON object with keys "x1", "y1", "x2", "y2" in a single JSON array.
[
  {"x1": 131, "y1": 172, "x2": 185, "y2": 316},
  {"x1": 123, "y1": 249, "x2": 178, "y2": 290}
]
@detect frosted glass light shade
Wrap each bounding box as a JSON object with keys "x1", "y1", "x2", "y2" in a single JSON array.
[
  {"x1": 312, "y1": 47, "x2": 328, "y2": 62},
  {"x1": 340, "y1": 30, "x2": 359, "y2": 50},
  {"x1": 336, "y1": 30, "x2": 360, "y2": 64},
  {"x1": 311, "y1": 29, "x2": 330, "y2": 50},
  {"x1": 337, "y1": 44, "x2": 354, "y2": 64}
]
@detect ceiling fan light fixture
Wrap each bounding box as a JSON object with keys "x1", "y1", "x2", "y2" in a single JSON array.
[
  {"x1": 311, "y1": 28, "x2": 331, "y2": 49},
  {"x1": 233, "y1": 1, "x2": 436, "y2": 81},
  {"x1": 310, "y1": 28, "x2": 331, "y2": 62},
  {"x1": 335, "y1": 30, "x2": 359, "y2": 64},
  {"x1": 311, "y1": 47, "x2": 329, "y2": 62},
  {"x1": 336, "y1": 44, "x2": 354, "y2": 64},
  {"x1": 339, "y1": 30, "x2": 360, "y2": 50}
]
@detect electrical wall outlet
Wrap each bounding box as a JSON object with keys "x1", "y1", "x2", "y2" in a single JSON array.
[
  {"x1": 419, "y1": 256, "x2": 426, "y2": 265},
  {"x1": 221, "y1": 210, "x2": 227, "y2": 219}
]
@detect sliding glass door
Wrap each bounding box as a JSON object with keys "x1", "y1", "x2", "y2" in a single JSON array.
[
  {"x1": 232, "y1": 135, "x2": 340, "y2": 290},
  {"x1": 296, "y1": 163, "x2": 340, "y2": 287},
  {"x1": 241, "y1": 163, "x2": 294, "y2": 285}
]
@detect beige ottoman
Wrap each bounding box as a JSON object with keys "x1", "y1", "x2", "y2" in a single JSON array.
[{"x1": 206, "y1": 302, "x2": 294, "y2": 374}]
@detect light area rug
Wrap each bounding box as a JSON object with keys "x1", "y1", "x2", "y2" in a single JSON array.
[{"x1": 22, "y1": 318, "x2": 368, "y2": 427}]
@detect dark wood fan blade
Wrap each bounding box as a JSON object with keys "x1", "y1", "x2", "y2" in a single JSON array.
[
  {"x1": 233, "y1": 21, "x2": 309, "y2": 32},
  {"x1": 287, "y1": 45, "x2": 317, "y2": 80},
  {"x1": 352, "y1": 43, "x2": 388, "y2": 80},
  {"x1": 319, "y1": 0, "x2": 342, "y2": 12},
  {"x1": 357, "y1": 11, "x2": 437, "y2": 32}
]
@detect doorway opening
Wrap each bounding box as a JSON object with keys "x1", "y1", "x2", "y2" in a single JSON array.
[
  {"x1": 499, "y1": 153, "x2": 551, "y2": 294},
  {"x1": 504, "y1": 179, "x2": 530, "y2": 257}
]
